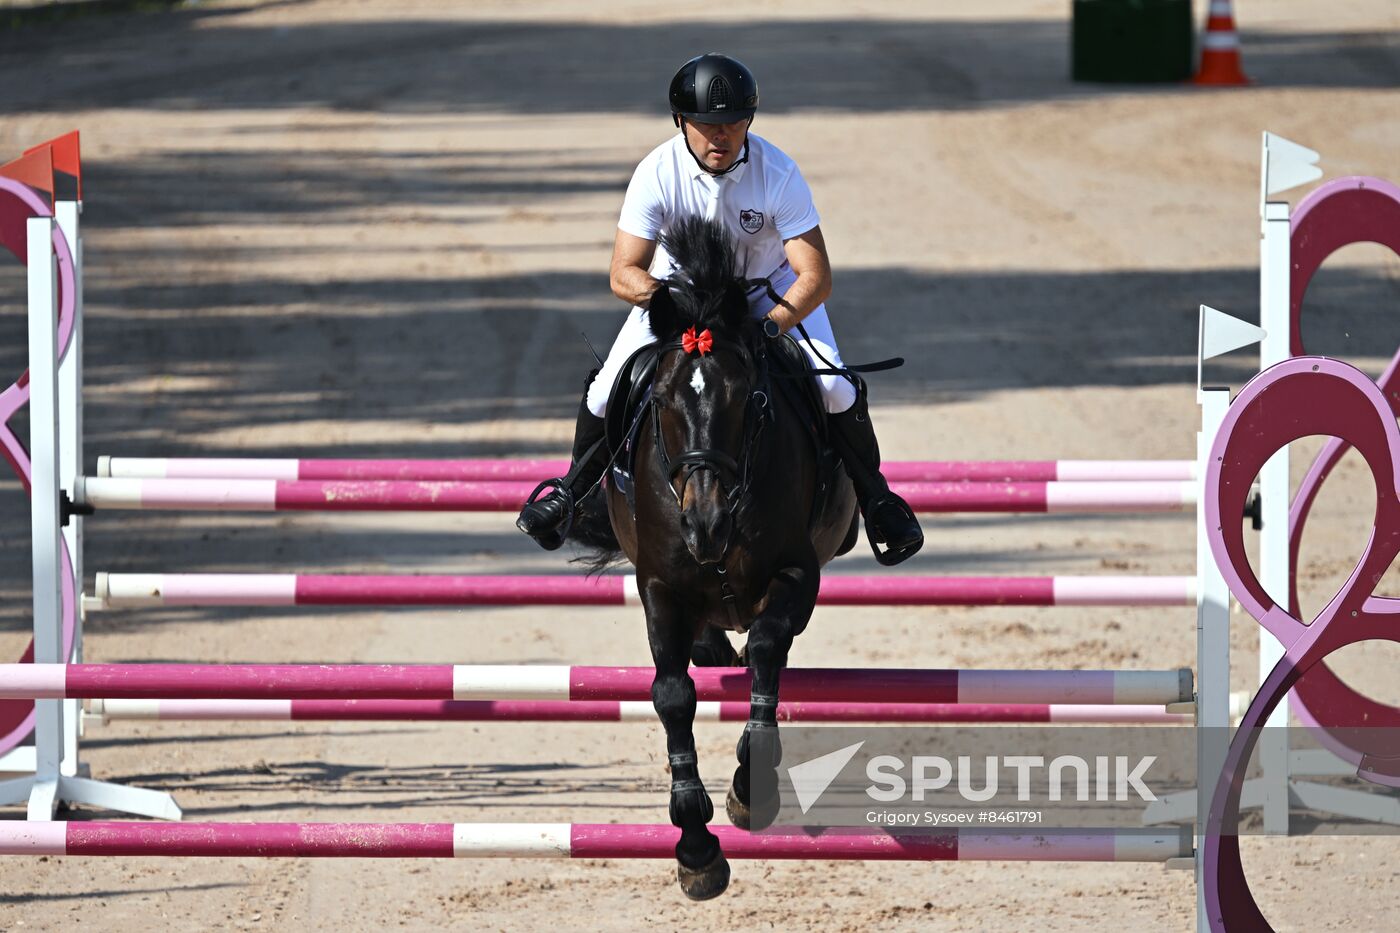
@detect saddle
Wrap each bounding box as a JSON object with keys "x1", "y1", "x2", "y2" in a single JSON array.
[{"x1": 605, "y1": 334, "x2": 842, "y2": 526}]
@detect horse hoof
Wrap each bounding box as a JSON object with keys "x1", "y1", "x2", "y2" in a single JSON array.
[
  {"x1": 676, "y1": 852, "x2": 730, "y2": 901},
  {"x1": 749, "y1": 793, "x2": 779, "y2": 830},
  {"x1": 726, "y1": 785, "x2": 750, "y2": 830},
  {"x1": 729, "y1": 783, "x2": 782, "y2": 830}
]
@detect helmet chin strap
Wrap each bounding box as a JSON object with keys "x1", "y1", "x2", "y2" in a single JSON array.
[{"x1": 678, "y1": 116, "x2": 751, "y2": 177}]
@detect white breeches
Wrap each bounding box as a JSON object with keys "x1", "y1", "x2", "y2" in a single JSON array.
[{"x1": 584, "y1": 303, "x2": 858, "y2": 417}]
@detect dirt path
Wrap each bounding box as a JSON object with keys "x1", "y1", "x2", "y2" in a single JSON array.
[{"x1": 1, "y1": 1, "x2": 1398, "y2": 929}]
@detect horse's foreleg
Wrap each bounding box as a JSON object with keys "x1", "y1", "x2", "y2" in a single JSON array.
[
  {"x1": 645, "y1": 583, "x2": 729, "y2": 901},
  {"x1": 727, "y1": 563, "x2": 819, "y2": 831}
]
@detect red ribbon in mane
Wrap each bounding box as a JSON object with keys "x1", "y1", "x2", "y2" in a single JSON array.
[{"x1": 682, "y1": 326, "x2": 713, "y2": 356}]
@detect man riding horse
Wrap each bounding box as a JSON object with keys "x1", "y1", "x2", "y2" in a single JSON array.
[{"x1": 516, "y1": 52, "x2": 922, "y2": 565}]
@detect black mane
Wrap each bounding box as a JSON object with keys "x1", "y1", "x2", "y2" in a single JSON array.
[{"x1": 646, "y1": 215, "x2": 751, "y2": 342}]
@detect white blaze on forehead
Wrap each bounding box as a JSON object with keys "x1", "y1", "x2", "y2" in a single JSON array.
[{"x1": 690, "y1": 366, "x2": 706, "y2": 395}]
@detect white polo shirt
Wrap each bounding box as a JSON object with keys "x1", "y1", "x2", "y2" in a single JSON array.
[{"x1": 617, "y1": 132, "x2": 820, "y2": 314}]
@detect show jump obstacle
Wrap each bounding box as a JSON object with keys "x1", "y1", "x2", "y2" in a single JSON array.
[
  {"x1": 98, "y1": 455, "x2": 1197, "y2": 483},
  {"x1": 89, "y1": 571, "x2": 1197, "y2": 608},
  {"x1": 86, "y1": 698, "x2": 1189, "y2": 725},
  {"x1": 72, "y1": 476, "x2": 1198, "y2": 513},
  {"x1": 0, "y1": 663, "x2": 1194, "y2": 705},
  {"x1": 0, "y1": 821, "x2": 1190, "y2": 863},
  {"x1": 1202, "y1": 356, "x2": 1400, "y2": 932},
  {"x1": 0, "y1": 132, "x2": 1228, "y2": 791},
  {"x1": 2, "y1": 130, "x2": 1394, "y2": 933}
]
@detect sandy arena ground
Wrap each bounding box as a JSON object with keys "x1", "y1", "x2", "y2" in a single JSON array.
[{"x1": 0, "y1": 1, "x2": 1398, "y2": 929}]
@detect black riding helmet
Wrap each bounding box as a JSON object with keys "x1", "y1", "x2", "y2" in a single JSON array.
[
  {"x1": 670, "y1": 54, "x2": 758, "y2": 176},
  {"x1": 669, "y1": 53, "x2": 759, "y2": 126}
]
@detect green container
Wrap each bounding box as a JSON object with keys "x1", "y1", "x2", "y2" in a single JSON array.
[{"x1": 1072, "y1": 0, "x2": 1193, "y2": 83}]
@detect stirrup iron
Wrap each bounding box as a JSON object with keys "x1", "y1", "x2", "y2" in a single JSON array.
[
  {"x1": 519, "y1": 477, "x2": 576, "y2": 551},
  {"x1": 864, "y1": 492, "x2": 923, "y2": 566}
]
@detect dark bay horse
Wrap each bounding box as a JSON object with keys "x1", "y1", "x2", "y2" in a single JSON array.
[{"x1": 571, "y1": 215, "x2": 859, "y2": 899}]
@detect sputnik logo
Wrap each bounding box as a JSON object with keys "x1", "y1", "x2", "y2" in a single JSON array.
[{"x1": 786, "y1": 741, "x2": 865, "y2": 813}]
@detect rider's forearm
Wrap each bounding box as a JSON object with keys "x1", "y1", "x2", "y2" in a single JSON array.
[
  {"x1": 766, "y1": 270, "x2": 832, "y2": 333},
  {"x1": 611, "y1": 264, "x2": 662, "y2": 307}
]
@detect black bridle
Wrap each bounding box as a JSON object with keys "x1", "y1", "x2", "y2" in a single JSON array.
[
  {"x1": 650, "y1": 332, "x2": 772, "y2": 628},
  {"x1": 650, "y1": 335, "x2": 770, "y2": 513}
]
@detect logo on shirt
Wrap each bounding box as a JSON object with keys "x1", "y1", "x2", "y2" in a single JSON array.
[{"x1": 739, "y1": 209, "x2": 765, "y2": 234}]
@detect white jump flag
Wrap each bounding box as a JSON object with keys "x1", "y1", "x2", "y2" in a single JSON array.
[
  {"x1": 1197, "y1": 305, "x2": 1266, "y2": 401},
  {"x1": 1262, "y1": 132, "x2": 1322, "y2": 200}
]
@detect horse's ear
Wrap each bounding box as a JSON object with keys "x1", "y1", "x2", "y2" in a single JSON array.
[{"x1": 646, "y1": 283, "x2": 682, "y2": 341}]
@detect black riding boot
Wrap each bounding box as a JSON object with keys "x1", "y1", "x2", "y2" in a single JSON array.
[
  {"x1": 516, "y1": 374, "x2": 609, "y2": 551},
  {"x1": 828, "y1": 395, "x2": 924, "y2": 566}
]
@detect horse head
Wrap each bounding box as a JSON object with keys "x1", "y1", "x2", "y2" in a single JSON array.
[{"x1": 645, "y1": 215, "x2": 762, "y2": 565}]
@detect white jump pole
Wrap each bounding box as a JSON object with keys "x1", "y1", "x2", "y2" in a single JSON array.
[
  {"x1": 1256, "y1": 145, "x2": 1293, "y2": 836},
  {"x1": 1193, "y1": 383, "x2": 1231, "y2": 931},
  {"x1": 55, "y1": 199, "x2": 82, "y2": 778},
  {"x1": 26, "y1": 215, "x2": 62, "y2": 819}
]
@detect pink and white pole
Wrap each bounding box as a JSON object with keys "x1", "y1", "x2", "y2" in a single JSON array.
[
  {"x1": 0, "y1": 821, "x2": 1190, "y2": 862},
  {"x1": 75, "y1": 477, "x2": 1196, "y2": 513},
  {"x1": 98, "y1": 456, "x2": 1197, "y2": 484},
  {"x1": 89, "y1": 698, "x2": 1191, "y2": 725},
  {"x1": 89, "y1": 572, "x2": 1197, "y2": 609},
  {"x1": 1, "y1": 663, "x2": 1194, "y2": 705}
]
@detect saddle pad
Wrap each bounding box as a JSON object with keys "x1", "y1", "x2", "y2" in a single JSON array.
[{"x1": 768, "y1": 333, "x2": 827, "y2": 445}]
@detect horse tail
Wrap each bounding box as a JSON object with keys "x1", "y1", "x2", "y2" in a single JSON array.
[{"x1": 566, "y1": 487, "x2": 624, "y2": 574}]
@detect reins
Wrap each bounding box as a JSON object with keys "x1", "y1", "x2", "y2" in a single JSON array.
[{"x1": 743, "y1": 275, "x2": 905, "y2": 377}]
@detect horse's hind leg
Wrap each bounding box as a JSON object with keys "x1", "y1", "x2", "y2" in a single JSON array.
[
  {"x1": 690, "y1": 625, "x2": 741, "y2": 667},
  {"x1": 643, "y1": 581, "x2": 729, "y2": 900},
  {"x1": 727, "y1": 562, "x2": 819, "y2": 831}
]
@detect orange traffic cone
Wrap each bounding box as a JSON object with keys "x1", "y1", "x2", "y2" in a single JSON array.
[{"x1": 1195, "y1": 0, "x2": 1250, "y2": 85}]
